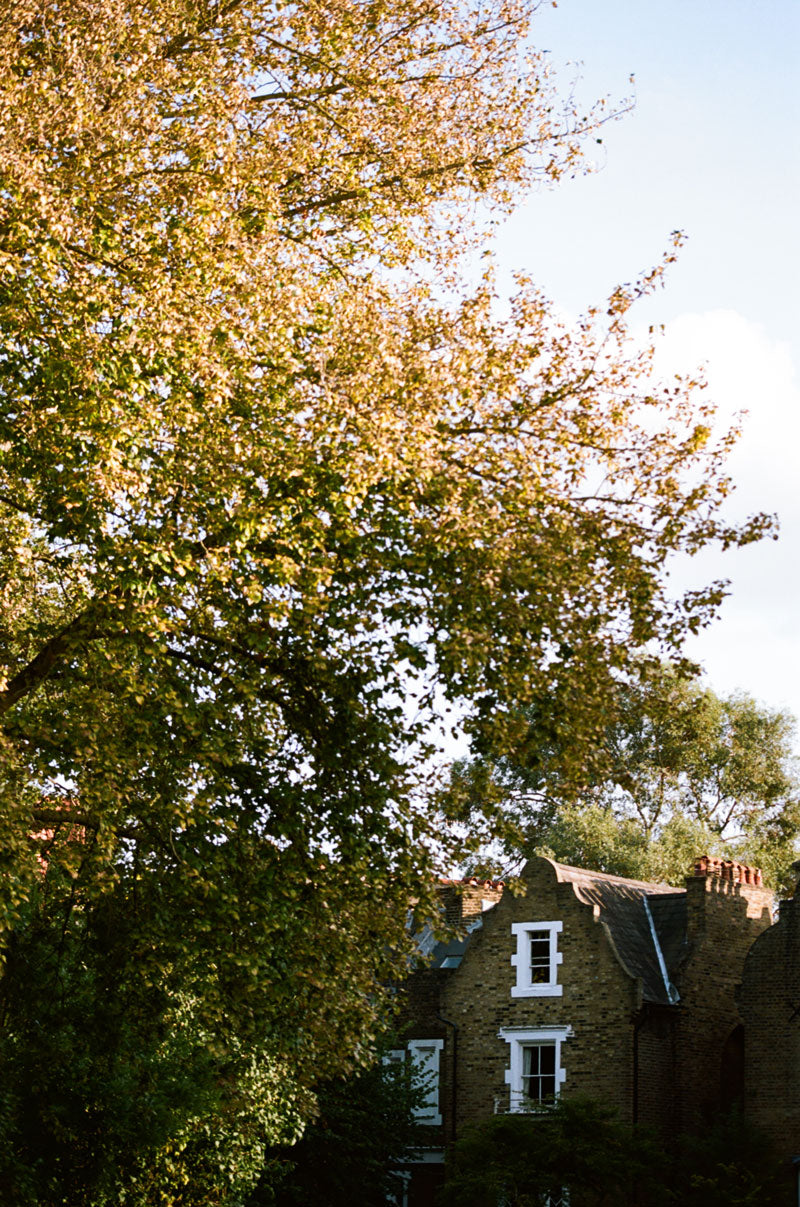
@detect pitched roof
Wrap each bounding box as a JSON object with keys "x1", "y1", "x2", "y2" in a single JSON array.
[
  {"x1": 550, "y1": 861, "x2": 685, "y2": 1005},
  {"x1": 423, "y1": 858, "x2": 691, "y2": 1003},
  {"x1": 648, "y1": 892, "x2": 689, "y2": 976}
]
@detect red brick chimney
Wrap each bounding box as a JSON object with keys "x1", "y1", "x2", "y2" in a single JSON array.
[
  {"x1": 692, "y1": 855, "x2": 764, "y2": 887},
  {"x1": 685, "y1": 854, "x2": 772, "y2": 954}
]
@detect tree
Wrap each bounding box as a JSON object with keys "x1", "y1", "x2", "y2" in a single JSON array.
[
  {"x1": 0, "y1": 0, "x2": 770, "y2": 1199},
  {"x1": 665, "y1": 1111, "x2": 786, "y2": 1207},
  {"x1": 0, "y1": 830, "x2": 313, "y2": 1207},
  {"x1": 249, "y1": 1054, "x2": 426, "y2": 1207},
  {"x1": 439, "y1": 1100, "x2": 785, "y2": 1207},
  {"x1": 452, "y1": 663, "x2": 800, "y2": 889},
  {"x1": 439, "y1": 1098, "x2": 665, "y2": 1207}
]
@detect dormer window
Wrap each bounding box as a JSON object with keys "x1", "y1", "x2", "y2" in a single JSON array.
[{"x1": 511, "y1": 921, "x2": 563, "y2": 997}]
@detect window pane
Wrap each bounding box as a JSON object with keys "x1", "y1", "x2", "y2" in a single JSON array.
[
  {"x1": 529, "y1": 935, "x2": 551, "y2": 983},
  {"x1": 408, "y1": 1042, "x2": 441, "y2": 1121},
  {"x1": 522, "y1": 1043, "x2": 556, "y2": 1103}
]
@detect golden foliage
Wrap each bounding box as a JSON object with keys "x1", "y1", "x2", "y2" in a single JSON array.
[{"x1": 0, "y1": 0, "x2": 772, "y2": 1187}]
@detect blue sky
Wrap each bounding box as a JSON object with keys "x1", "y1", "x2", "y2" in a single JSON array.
[
  {"x1": 490, "y1": 0, "x2": 800, "y2": 726},
  {"x1": 497, "y1": 0, "x2": 799, "y2": 339}
]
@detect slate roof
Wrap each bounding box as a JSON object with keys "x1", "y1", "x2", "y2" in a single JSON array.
[
  {"x1": 426, "y1": 916, "x2": 485, "y2": 970},
  {"x1": 648, "y1": 891, "x2": 689, "y2": 976},
  {"x1": 551, "y1": 861, "x2": 686, "y2": 1005}
]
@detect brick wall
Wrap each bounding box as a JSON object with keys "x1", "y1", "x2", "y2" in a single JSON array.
[
  {"x1": 673, "y1": 871, "x2": 773, "y2": 1132},
  {"x1": 739, "y1": 893, "x2": 800, "y2": 1160},
  {"x1": 635, "y1": 1006, "x2": 677, "y2": 1133}
]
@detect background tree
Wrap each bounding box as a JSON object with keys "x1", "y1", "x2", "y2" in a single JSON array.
[
  {"x1": 664, "y1": 1112, "x2": 786, "y2": 1207},
  {"x1": 451, "y1": 662, "x2": 800, "y2": 889},
  {"x1": 0, "y1": 0, "x2": 771, "y2": 1199}
]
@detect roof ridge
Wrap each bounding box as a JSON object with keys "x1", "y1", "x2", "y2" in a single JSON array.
[{"x1": 551, "y1": 860, "x2": 685, "y2": 895}]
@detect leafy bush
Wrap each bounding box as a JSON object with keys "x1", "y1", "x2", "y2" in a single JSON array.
[
  {"x1": 439, "y1": 1100, "x2": 786, "y2": 1207},
  {"x1": 439, "y1": 1098, "x2": 663, "y2": 1207}
]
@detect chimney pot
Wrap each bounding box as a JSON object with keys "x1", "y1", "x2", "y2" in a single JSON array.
[{"x1": 692, "y1": 855, "x2": 763, "y2": 887}]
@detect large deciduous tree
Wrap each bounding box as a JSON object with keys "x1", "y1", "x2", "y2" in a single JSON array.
[{"x1": 0, "y1": 0, "x2": 770, "y2": 1200}]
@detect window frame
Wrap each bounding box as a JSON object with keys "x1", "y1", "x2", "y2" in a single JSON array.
[
  {"x1": 510, "y1": 921, "x2": 563, "y2": 997},
  {"x1": 498, "y1": 1025, "x2": 571, "y2": 1113},
  {"x1": 407, "y1": 1038, "x2": 444, "y2": 1126}
]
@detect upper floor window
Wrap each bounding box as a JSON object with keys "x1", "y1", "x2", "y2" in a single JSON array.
[
  {"x1": 499, "y1": 1025, "x2": 571, "y2": 1112},
  {"x1": 511, "y1": 921, "x2": 563, "y2": 997}
]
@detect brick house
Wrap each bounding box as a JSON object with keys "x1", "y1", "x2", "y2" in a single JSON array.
[{"x1": 396, "y1": 854, "x2": 773, "y2": 1206}]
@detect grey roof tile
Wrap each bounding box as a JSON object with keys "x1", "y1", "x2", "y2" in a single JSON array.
[{"x1": 551, "y1": 862, "x2": 687, "y2": 1005}]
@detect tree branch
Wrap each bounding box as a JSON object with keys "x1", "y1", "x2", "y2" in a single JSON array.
[
  {"x1": 31, "y1": 806, "x2": 140, "y2": 841},
  {"x1": 0, "y1": 603, "x2": 114, "y2": 716},
  {"x1": 280, "y1": 141, "x2": 527, "y2": 219}
]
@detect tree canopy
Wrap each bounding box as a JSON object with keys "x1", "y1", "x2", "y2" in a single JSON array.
[
  {"x1": 440, "y1": 1099, "x2": 662, "y2": 1207},
  {"x1": 0, "y1": 0, "x2": 772, "y2": 1199},
  {"x1": 452, "y1": 662, "x2": 800, "y2": 888}
]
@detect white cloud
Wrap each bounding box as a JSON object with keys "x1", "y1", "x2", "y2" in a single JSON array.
[
  {"x1": 649, "y1": 310, "x2": 800, "y2": 719},
  {"x1": 653, "y1": 310, "x2": 799, "y2": 517}
]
